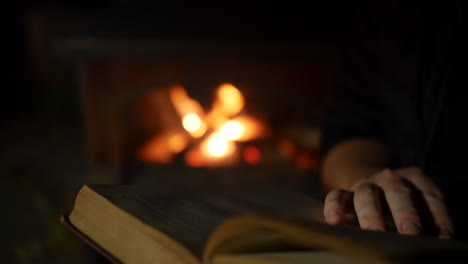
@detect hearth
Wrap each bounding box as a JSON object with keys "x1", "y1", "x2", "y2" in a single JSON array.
[{"x1": 55, "y1": 37, "x2": 335, "y2": 185}]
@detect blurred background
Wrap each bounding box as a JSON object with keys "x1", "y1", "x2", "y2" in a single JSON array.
[{"x1": 2, "y1": 0, "x2": 353, "y2": 263}]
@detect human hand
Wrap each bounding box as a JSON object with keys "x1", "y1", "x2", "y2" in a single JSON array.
[{"x1": 323, "y1": 167, "x2": 454, "y2": 239}]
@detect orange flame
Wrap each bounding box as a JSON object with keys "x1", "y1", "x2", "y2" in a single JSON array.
[
  {"x1": 206, "y1": 83, "x2": 245, "y2": 129},
  {"x1": 139, "y1": 132, "x2": 189, "y2": 163},
  {"x1": 182, "y1": 113, "x2": 207, "y2": 138},
  {"x1": 140, "y1": 82, "x2": 267, "y2": 166},
  {"x1": 167, "y1": 133, "x2": 189, "y2": 154},
  {"x1": 169, "y1": 85, "x2": 207, "y2": 138},
  {"x1": 201, "y1": 133, "x2": 236, "y2": 158},
  {"x1": 215, "y1": 83, "x2": 245, "y2": 116},
  {"x1": 220, "y1": 115, "x2": 265, "y2": 142},
  {"x1": 219, "y1": 120, "x2": 244, "y2": 140}
]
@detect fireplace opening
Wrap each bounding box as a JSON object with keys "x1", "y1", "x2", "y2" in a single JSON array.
[{"x1": 54, "y1": 21, "x2": 337, "y2": 187}]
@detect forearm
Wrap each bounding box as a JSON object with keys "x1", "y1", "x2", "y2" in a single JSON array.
[{"x1": 320, "y1": 138, "x2": 390, "y2": 190}]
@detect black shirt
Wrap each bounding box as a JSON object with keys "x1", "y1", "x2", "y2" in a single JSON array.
[
  {"x1": 426, "y1": 51, "x2": 468, "y2": 239},
  {"x1": 319, "y1": 0, "x2": 468, "y2": 239}
]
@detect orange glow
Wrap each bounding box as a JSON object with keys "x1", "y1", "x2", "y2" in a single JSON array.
[
  {"x1": 143, "y1": 83, "x2": 268, "y2": 167},
  {"x1": 213, "y1": 83, "x2": 245, "y2": 116},
  {"x1": 138, "y1": 134, "x2": 173, "y2": 163},
  {"x1": 226, "y1": 115, "x2": 265, "y2": 142},
  {"x1": 191, "y1": 122, "x2": 207, "y2": 138},
  {"x1": 182, "y1": 113, "x2": 201, "y2": 132},
  {"x1": 139, "y1": 131, "x2": 189, "y2": 163},
  {"x1": 243, "y1": 145, "x2": 261, "y2": 165},
  {"x1": 181, "y1": 113, "x2": 207, "y2": 138},
  {"x1": 219, "y1": 120, "x2": 244, "y2": 140},
  {"x1": 205, "y1": 110, "x2": 229, "y2": 130},
  {"x1": 169, "y1": 85, "x2": 198, "y2": 116},
  {"x1": 182, "y1": 113, "x2": 206, "y2": 138},
  {"x1": 206, "y1": 134, "x2": 228, "y2": 157},
  {"x1": 201, "y1": 133, "x2": 236, "y2": 158},
  {"x1": 278, "y1": 139, "x2": 296, "y2": 157},
  {"x1": 295, "y1": 152, "x2": 317, "y2": 171},
  {"x1": 185, "y1": 149, "x2": 206, "y2": 167},
  {"x1": 169, "y1": 85, "x2": 207, "y2": 138},
  {"x1": 167, "y1": 133, "x2": 188, "y2": 154}
]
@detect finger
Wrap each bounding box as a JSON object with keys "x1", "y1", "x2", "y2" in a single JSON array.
[
  {"x1": 376, "y1": 169, "x2": 422, "y2": 235},
  {"x1": 397, "y1": 168, "x2": 454, "y2": 239},
  {"x1": 353, "y1": 183, "x2": 385, "y2": 231},
  {"x1": 438, "y1": 226, "x2": 454, "y2": 240},
  {"x1": 324, "y1": 190, "x2": 353, "y2": 225}
]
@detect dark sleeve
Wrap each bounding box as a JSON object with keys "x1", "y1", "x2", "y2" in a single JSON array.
[{"x1": 319, "y1": 1, "x2": 390, "y2": 159}]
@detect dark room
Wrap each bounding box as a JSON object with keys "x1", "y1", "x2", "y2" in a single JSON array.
[{"x1": 3, "y1": 1, "x2": 468, "y2": 263}]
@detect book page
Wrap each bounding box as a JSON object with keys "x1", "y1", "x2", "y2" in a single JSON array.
[
  {"x1": 87, "y1": 184, "x2": 325, "y2": 258},
  {"x1": 204, "y1": 214, "x2": 468, "y2": 264},
  {"x1": 212, "y1": 251, "x2": 365, "y2": 264}
]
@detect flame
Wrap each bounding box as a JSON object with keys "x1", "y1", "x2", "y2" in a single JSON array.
[
  {"x1": 169, "y1": 85, "x2": 207, "y2": 138},
  {"x1": 182, "y1": 113, "x2": 207, "y2": 138},
  {"x1": 141, "y1": 82, "x2": 267, "y2": 166},
  {"x1": 219, "y1": 120, "x2": 244, "y2": 140},
  {"x1": 182, "y1": 113, "x2": 201, "y2": 132},
  {"x1": 211, "y1": 83, "x2": 245, "y2": 118},
  {"x1": 224, "y1": 115, "x2": 265, "y2": 142},
  {"x1": 139, "y1": 131, "x2": 189, "y2": 163},
  {"x1": 167, "y1": 133, "x2": 188, "y2": 154},
  {"x1": 201, "y1": 133, "x2": 236, "y2": 158},
  {"x1": 138, "y1": 133, "x2": 173, "y2": 163},
  {"x1": 216, "y1": 83, "x2": 245, "y2": 115}
]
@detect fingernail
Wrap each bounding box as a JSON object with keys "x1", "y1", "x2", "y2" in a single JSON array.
[
  {"x1": 370, "y1": 227, "x2": 385, "y2": 232},
  {"x1": 439, "y1": 226, "x2": 454, "y2": 239},
  {"x1": 402, "y1": 221, "x2": 422, "y2": 235},
  {"x1": 326, "y1": 211, "x2": 341, "y2": 224}
]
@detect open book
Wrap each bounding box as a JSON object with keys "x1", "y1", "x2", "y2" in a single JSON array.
[{"x1": 63, "y1": 184, "x2": 468, "y2": 264}]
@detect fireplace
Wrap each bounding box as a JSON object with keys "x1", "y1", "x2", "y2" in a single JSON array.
[{"x1": 55, "y1": 37, "x2": 335, "y2": 186}]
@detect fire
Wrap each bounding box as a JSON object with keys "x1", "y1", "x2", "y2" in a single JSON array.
[
  {"x1": 169, "y1": 85, "x2": 207, "y2": 138},
  {"x1": 228, "y1": 115, "x2": 265, "y2": 142},
  {"x1": 139, "y1": 132, "x2": 189, "y2": 163},
  {"x1": 140, "y1": 82, "x2": 267, "y2": 167},
  {"x1": 218, "y1": 116, "x2": 265, "y2": 142},
  {"x1": 182, "y1": 113, "x2": 207, "y2": 138},
  {"x1": 167, "y1": 133, "x2": 188, "y2": 154},
  {"x1": 219, "y1": 120, "x2": 244, "y2": 140},
  {"x1": 243, "y1": 145, "x2": 261, "y2": 165},
  {"x1": 215, "y1": 83, "x2": 245, "y2": 116},
  {"x1": 206, "y1": 83, "x2": 246, "y2": 129},
  {"x1": 202, "y1": 133, "x2": 236, "y2": 158},
  {"x1": 182, "y1": 113, "x2": 201, "y2": 132}
]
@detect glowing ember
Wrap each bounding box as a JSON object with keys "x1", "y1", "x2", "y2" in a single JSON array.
[
  {"x1": 206, "y1": 134, "x2": 228, "y2": 157},
  {"x1": 185, "y1": 149, "x2": 206, "y2": 167},
  {"x1": 219, "y1": 120, "x2": 244, "y2": 140},
  {"x1": 182, "y1": 113, "x2": 201, "y2": 131},
  {"x1": 243, "y1": 145, "x2": 261, "y2": 165},
  {"x1": 202, "y1": 133, "x2": 236, "y2": 158}
]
